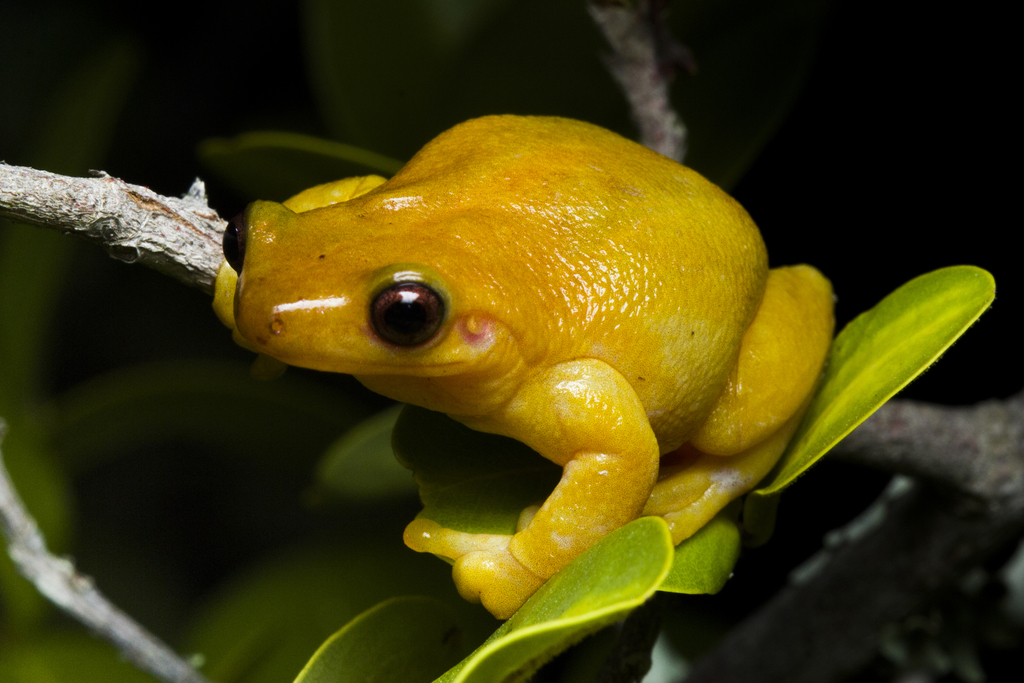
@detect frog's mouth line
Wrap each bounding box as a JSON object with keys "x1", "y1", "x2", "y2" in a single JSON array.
[
  {"x1": 279, "y1": 355, "x2": 475, "y2": 378},
  {"x1": 257, "y1": 319, "x2": 482, "y2": 377}
]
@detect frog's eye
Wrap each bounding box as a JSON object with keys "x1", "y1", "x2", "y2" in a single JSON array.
[
  {"x1": 370, "y1": 282, "x2": 446, "y2": 346},
  {"x1": 223, "y1": 212, "x2": 247, "y2": 273}
]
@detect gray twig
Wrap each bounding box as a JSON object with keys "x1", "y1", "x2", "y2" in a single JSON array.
[
  {"x1": 684, "y1": 392, "x2": 1024, "y2": 683},
  {"x1": 0, "y1": 162, "x2": 224, "y2": 294},
  {"x1": 0, "y1": 421, "x2": 212, "y2": 683},
  {"x1": 587, "y1": 0, "x2": 689, "y2": 162}
]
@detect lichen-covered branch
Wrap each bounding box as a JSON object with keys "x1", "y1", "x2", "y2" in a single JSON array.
[
  {"x1": 0, "y1": 162, "x2": 224, "y2": 294},
  {"x1": 0, "y1": 422, "x2": 212, "y2": 683},
  {"x1": 587, "y1": 0, "x2": 690, "y2": 162},
  {"x1": 684, "y1": 391, "x2": 1024, "y2": 683}
]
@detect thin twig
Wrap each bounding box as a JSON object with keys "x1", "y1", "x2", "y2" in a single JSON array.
[
  {"x1": 0, "y1": 421, "x2": 212, "y2": 683},
  {"x1": 0, "y1": 162, "x2": 224, "y2": 294},
  {"x1": 587, "y1": 0, "x2": 689, "y2": 162}
]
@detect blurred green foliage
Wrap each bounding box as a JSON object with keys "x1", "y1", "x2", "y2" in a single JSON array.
[{"x1": 0, "y1": 0, "x2": 1018, "y2": 682}]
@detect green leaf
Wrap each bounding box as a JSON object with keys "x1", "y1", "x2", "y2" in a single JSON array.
[
  {"x1": 437, "y1": 516, "x2": 674, "y2": 683},
  {"x1": 316, "y1": 404, "x2": 417, "y2": 501},
  {"x1": 294, "y1": 597, "x2": 463, "y2": 683},
  {"x1": 393, "y1": 406, "x2": 561, "y2": 537},
  {"x1": 183, "y1": 541, "x2": 495, "y2": 683},
  {"x1": 751, "y1": 266, "x2": 996, "y2": 500},
  {"x1": 661, "y1": 508, "x2": 741, "y2": 594},
  {"x1": 198, "y1": 131, "x2": 403, "y2": 201},
  {"x1": 0, "y1": 632, "x2": 160, "y2": 683}
]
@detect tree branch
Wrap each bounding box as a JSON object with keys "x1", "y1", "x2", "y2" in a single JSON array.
[
  {"x1": 0, "y1": 162, "x2": 224, "y2": 294},
  {"x1": 587, "y1": 0, "x2": 690, "y2": 162},
  {"x1": 0, "y1": 421, "x2": 212, "y2": 683},
  {"x1": 830, "y1": 392, "x2": 1024, "y2": 506},
  {"x1": 684, "y1": 392, "x2": 1024, "y2": 683}
]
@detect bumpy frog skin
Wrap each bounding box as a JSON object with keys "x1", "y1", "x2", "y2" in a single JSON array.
[{"x1": 213, "y1": 116, "x2": 834, "y2": 619}]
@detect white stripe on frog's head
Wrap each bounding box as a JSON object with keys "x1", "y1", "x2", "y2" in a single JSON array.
[{"x1": 272, "y1": 296, "x2": 351, "y2": 314}]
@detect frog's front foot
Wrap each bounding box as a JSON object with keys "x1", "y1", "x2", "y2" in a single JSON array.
[{"x1": 403, "y1": 519, "x2": 545, "y2": 618}]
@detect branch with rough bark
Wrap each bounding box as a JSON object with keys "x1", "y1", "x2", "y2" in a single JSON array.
[
  {"x1": 588, "y1": 0, "x2": 692, "y2": 162},
  {"x1": 0, "y1": 163, "x2": 224, "y2": 294},
  {"x1": 0, "y1": 422, "x2": 212, "y2": 683}
]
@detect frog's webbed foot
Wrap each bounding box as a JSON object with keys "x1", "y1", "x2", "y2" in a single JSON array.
[{"x1": 403, "y1": 519, "x2": 544, "y2": 619}]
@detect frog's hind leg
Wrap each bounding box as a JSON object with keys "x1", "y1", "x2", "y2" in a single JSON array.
[
  {"x1": 643, "y1": 401, "x2": 806, "y2": 545},
  {"x1": 644, "y1": 264, "x2": 834, "y2": 545},
  {"x1": 689, "y1": 265, "x2": 834, "y2": 457}
]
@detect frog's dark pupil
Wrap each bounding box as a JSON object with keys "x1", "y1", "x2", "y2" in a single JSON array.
[
  {"x1": 385, "y1": 299, "x2": 428, "y2": 335},
  {"x1": 223, "y1": 212, "x2": 247, "y2": 272}
]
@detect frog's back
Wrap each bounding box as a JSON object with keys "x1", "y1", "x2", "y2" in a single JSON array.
[{"x1": 361, "y1": 116, "x2": 769, "y2": 448}]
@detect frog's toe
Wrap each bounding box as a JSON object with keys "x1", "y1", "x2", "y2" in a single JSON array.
[
  {"x1": 516, "y1": 504, "x2": 541, "y2": 532},
  {"x1": 403, "y1": 519, "x2": 511, "y2": 559},
  {"x1": 453, "y1": 548, "x2": 545, "y2": 619}
]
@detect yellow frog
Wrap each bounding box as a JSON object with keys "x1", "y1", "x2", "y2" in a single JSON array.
[{"x1": 213, "y1": 116, "x2": 834, "y2": 619}]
